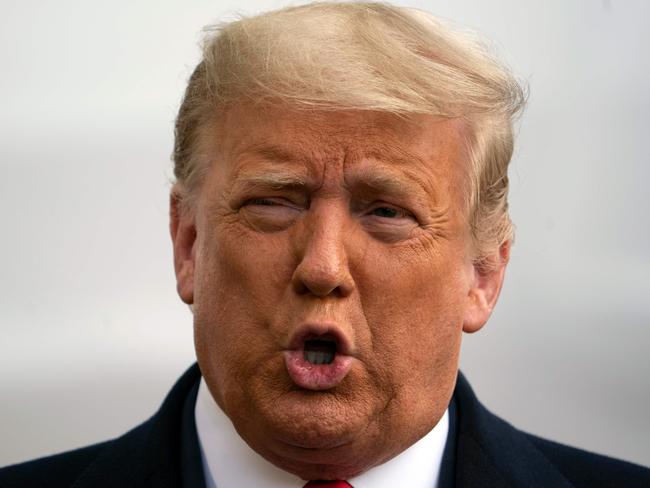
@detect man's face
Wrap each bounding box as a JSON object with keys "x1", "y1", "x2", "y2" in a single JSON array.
[{"x1": 172, "y1": 105, "x2": 504, "y2": 479}]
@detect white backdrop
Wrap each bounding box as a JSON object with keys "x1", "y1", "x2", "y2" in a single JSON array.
[{"x1": 1, "y1": 0, "x2": 649, "y2": 468}]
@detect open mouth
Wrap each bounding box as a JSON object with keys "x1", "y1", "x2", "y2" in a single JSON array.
[
  {"x1": 284, "y1": 326, "x2": 354, "y2": 390},
  {"x1": 303, "y1": 338, "x2": 337, "y2": 365}
]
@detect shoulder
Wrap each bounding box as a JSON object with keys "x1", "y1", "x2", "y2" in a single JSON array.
[
  {"x1": 526, "y1": 433, "x2": 650, "y2": 488},
  {"x1": 453, "y1": 372, "x2": 650, "y2": 487},
  {"x1": 0, "y1": 418, "x2": 155, "y2": 488},
  {"x1": 0, "y1": 364, "x2": 201, "y2": 488},
  {"x1": 0, "y1": 441, "x2": 109, "y2": 488}
]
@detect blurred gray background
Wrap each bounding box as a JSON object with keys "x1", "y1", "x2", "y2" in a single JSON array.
[{"x1": 1, "y1": 0, "x2": 648, "y2": 468}]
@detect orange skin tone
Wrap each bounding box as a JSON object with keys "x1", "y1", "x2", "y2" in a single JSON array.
[{"x1": 171, "y1": 105, "x2": 508, "y2": 480}]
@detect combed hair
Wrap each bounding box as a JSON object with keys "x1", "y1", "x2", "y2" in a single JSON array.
[{"x1": 173, "y1": 1, "x2": 526, "y2": 267}]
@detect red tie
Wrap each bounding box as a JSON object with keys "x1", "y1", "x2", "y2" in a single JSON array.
[{"x1": 303, "y1": 482, "x2": 353, "y2": 488}]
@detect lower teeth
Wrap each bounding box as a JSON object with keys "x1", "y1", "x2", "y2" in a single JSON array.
[{"x1": 304, "y1": 350, "x2": 335, "y2": 365}]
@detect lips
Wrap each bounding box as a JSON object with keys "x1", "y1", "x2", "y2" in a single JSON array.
[{"x1": 283, "y1": 325, "x2": 354, "y2": 391}]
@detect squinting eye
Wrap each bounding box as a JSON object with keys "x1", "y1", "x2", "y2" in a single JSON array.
[
  {"x1": 246, "y1": 198, "x2": 279, "y2": 206},
  {"x1": 361, "y1": 204, "x2": 418, "y2": 243},
  {"x1": 238, "y1": 196, "x2": 303, "y2": 233},
  {"x1": 371, "y1": 207, "x2": 400, "y2": 218},
  {"x1": 369, "y1": 206, "x2": 412, "y2": 219}
]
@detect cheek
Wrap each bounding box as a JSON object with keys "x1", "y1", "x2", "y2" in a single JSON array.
[
  {"x1": 192, "y1": 223, "x2": 297, "y2": 402},
  {"x1": 195, "y1": 221, "x2": 294, "y2": 314},
  {"x1": 356, "y1": 243, "x2": 467, "y2": 385}
]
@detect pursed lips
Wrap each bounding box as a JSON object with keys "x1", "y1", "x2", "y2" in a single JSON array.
[{"x1": 283, "y1": 324, "x2": 355, "y2": 391}]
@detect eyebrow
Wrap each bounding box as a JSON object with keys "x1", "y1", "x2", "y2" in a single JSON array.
[
  {"x1": 231, "y1": 143, "x2": 434, "y2": 200},
  {"x1": 348, "y1": 171, "x2": 408, "y2": 196},
  {"x1": 231, "y1": 170, "x2": 308, "y2": 192},
  {"x1": 346, "y1": 165, "x2": 432, "y2": 202},
  {"x1": 229, "y1": 144, "x2": 312, "y2": 187}
]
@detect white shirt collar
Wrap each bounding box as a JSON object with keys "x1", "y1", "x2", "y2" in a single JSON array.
[{"x1": 195, "y1": 377, "x2": 449, "y2": 488}]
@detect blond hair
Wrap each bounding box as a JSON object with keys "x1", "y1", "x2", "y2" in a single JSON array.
[{"x1": 173, "y1": 2, "x2": 526, "y2": 267}]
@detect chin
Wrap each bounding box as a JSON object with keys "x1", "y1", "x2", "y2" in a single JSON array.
[
  {"x1": 269, "y1": 456, "x2": 370, "y2": 481},
  {"x1": 270, "y1": 394, "x2": 366, "y2": 442},
  {"x1": 231, "y1": 374, "x2": 389, "y2": 478},
  {"x1": 249, "y1": 425, "x2": 380, "y2": 481}
]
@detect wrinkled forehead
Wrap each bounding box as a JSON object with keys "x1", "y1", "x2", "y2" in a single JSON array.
[{"x1": 209, "y1": 103, "x2": 470, "y2": 179}]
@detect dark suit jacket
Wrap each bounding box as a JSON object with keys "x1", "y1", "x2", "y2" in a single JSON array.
[{"x1": 1, "y1": 364, "x2": 649, "y2": 487}]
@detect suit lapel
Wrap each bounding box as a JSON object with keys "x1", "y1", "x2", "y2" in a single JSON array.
[{"x1": 452, "y1": 373, "x2": 573, "y2": 487}]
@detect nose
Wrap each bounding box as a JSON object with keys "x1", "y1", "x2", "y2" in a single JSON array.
[{"x1": 291, "y1": 203, "x2": 355, "y2": 298}]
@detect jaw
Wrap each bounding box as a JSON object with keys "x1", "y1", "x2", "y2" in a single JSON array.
[
  {"x1": 236, "y1": 399, "x2": 392, "y2": 480},
  {"x1": 232, "y1": 381, "x2": 452, "y2": 481},
  {"x1": 198, "y1": 345, "x2": 456, "y2": 481},
  {"x1": 199, "y1": 354, "x2": 389, "y2": 479}
]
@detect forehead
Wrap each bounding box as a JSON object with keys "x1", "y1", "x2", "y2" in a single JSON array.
[{"x1": 209, "y1": 104, "x2": 469, "y2": 191}]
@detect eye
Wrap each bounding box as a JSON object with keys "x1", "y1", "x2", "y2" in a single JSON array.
[
  {"x1": 239, "y1": 196, "x2": 303, "y2": 232},
  {"x1": 359, "y1": 203, "x2": 419, "y2": 243},
  {"x1": 242, "y1": 197, "x2": 301, "y2": 209},
  {"x1": 370, "y1": 206, "x2": 405, "y2": 219},
  {"x1": 246, "y1": 198, "x2": 281, "y2": 206},
  {"x1": 367, "y1": 205, "x2": 413, "y2": 220}
]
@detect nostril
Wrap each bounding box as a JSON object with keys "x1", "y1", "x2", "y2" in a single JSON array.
[{"x1": 292, "y1": 275, "x2": 354, "y2": 298}]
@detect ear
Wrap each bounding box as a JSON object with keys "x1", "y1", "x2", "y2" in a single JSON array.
[
  {"x1": 463, "y1": 240, "x2": 510, "y2": 334},
  {"x1": 170, "y1": 190, "x2": 196, "y2": 305}
]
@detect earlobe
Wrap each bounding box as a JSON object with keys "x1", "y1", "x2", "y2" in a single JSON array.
[
  {"x1": 170, "y1": 191, "x2": 197, "y2": 305},
  {"x1": 462, "y1": 241, "x2": 510, "y2": 334}
]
